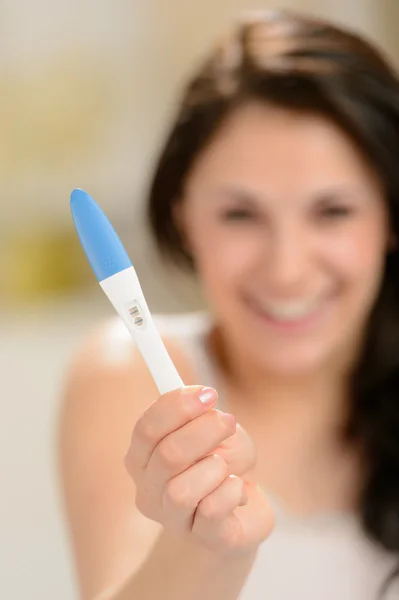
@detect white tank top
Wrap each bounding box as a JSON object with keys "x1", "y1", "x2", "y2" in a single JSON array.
[{"x1": 110, "y1": 312, "x2": 399, "y2": 599}]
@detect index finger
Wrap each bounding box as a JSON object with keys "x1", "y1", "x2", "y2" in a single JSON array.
[{"x1": 127, "y1": 386, "x2": 217, "y2": 474}]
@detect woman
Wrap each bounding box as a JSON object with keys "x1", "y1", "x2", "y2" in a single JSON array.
[{"x1": 59, "y1": 10, "x2": 399, "y2": 600}]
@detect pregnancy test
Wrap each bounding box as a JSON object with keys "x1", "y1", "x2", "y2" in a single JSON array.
[{"x1": 70, "y1": 188, "x2": 184, "y2": 394}]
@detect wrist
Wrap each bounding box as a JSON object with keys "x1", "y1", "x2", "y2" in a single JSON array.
[
  {"x1": 167, "y1": 530, "x2": 260, "y2": 567},
  {"x1": 120, "y1": 529, "x2": 259, "y2": 600}
]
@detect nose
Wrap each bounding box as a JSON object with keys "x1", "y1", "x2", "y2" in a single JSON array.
[{"x1": 266, "y1": 226, "x2": 310, "y2": 293}]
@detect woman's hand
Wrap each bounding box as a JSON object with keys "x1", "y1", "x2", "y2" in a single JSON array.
[{"x1": 125, "y1": 386, "x2": 275, "y2": 556}]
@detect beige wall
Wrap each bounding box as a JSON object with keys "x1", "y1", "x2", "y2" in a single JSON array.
[
  {"x1": 378, "y1": 1, "x2": 399, "y2": 62},
  {"x1": 0, "y1": 0, "x2": 390, "y2": 229}
]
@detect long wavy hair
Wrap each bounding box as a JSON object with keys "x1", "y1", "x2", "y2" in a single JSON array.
[{"x1": 147, "y1": 10, "x2": 399, "y2": 596}]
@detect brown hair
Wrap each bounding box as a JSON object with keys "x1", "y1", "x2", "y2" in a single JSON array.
[
  {"x1": 148, "y1": 10, "x2": 399, "y2": 268},
  {"x1": 147, "y1": 10, "x2": 399, "y2": 596}
]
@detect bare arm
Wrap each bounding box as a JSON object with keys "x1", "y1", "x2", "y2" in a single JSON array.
[
  {"x1": 58, "y1": 322, "x2": 167, "y2": 598},
  {"x1": 58, "y1": 321, "x2": 272, "y2": 600},
  {"x1": 109, "y1": 529, "x2": 258, "y2": 600}
]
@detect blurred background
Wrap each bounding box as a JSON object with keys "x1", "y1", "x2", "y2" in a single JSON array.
[{"x1": 1, "y1": 1, "x2": 398, "y2": 598}]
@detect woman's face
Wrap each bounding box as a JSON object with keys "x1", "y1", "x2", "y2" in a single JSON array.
[{"x1": 179, "y1": 103, "x2": 390, "y2": 375}]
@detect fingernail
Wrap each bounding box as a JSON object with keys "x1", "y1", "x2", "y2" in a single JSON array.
[
  {"x1": 214, "y1": 409, "x2": 236, "y2": 428},
  {"x1": 221, "y1": 411, "x2": 236, "y2": 428},
  {"x1": 181, "y1": 385, "x2": 218, "y2": 407},
  {"x1": 198, "y1": 387, "x2": 218, "y2": 407}
]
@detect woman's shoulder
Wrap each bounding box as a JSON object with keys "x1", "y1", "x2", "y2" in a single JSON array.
[
  {"x1": 86, "y1": 311, "x2": 212, "y2": 378},
  {"x1": 62, "y1": 311, "x2": 211, "y2": 414},
  {"x1": 102, "y1": 310, "x2": 212, "y2": 350}
]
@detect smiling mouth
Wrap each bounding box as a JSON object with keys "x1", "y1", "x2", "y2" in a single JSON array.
[{"x1": 245, "y1": 294, "x2": 331, "y2": 327}]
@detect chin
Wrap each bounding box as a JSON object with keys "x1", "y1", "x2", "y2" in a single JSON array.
[{"x1": 253, "y1": 345, "x2": 332, "y2": 378}]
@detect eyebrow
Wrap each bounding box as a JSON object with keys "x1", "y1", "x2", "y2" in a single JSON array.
[
  {"x1": 215, "y1": 182, "x2": 369, "y2": 204},
  {"x1": 214, "y1": 184, "x2": 264, "y2": 204},
  {"x1": 309, "y1": 184, "x2": 373, "y2": 204}
]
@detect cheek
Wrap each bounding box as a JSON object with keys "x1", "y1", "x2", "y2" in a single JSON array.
[
  {"x1": 193, "y1": 229, "x2": 262, "y2": 289},
  {"x1": 325, "y1": 220, "x2": 387, "y2": 300}
]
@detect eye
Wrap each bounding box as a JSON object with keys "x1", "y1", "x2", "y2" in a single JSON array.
[
  {"x1": 221, "y1": 208, "x2": 257, "y2": 221},
  {"x1": 316, "y1": 203, "x2": 354, "y2": 220}
]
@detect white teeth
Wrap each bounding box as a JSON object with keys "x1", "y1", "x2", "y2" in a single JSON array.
[{"x1": 253, "y1": 298, "x2": 322, "y2": 321}]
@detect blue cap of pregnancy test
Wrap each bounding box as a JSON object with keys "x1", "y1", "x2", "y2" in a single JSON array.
[{"x1": 70, "y1": 188, "x2": 132, "y2": 282}]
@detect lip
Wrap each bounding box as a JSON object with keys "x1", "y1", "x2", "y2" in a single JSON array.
[{"x1": 244, "y1": 294, "x2": 332, "y2": 334}]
